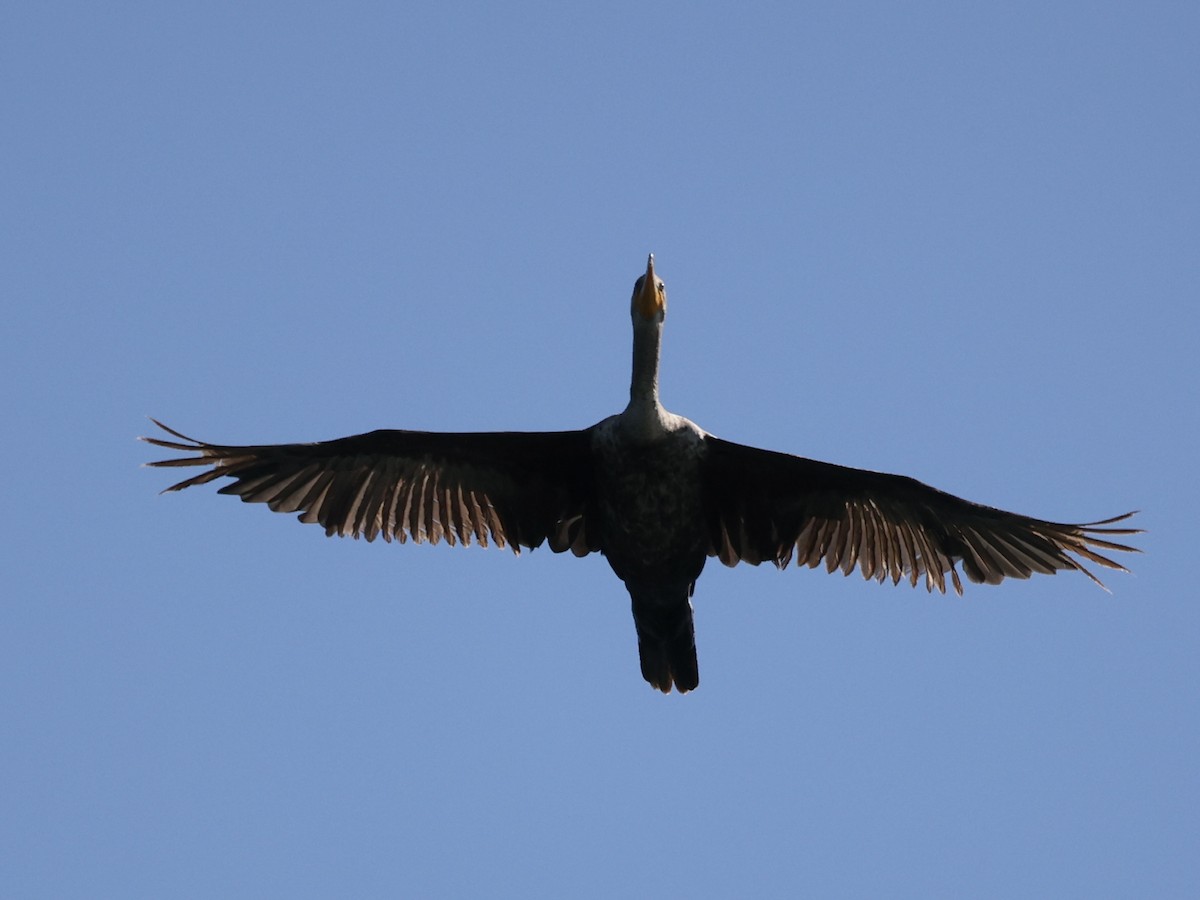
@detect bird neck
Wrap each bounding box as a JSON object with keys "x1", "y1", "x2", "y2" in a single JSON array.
[{"x1": 624, "y1": 316, "x2": 665, "y2": 435}]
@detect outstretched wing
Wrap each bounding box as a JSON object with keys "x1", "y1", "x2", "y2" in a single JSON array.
[
  {"x1": 143, "y1": 419, "x2": 598, "y2": 555},
  {"x1": 702, "y1": 436, "x2": 1139, "y2": 593}
]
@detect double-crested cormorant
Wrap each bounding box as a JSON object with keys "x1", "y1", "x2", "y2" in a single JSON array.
[{"x1": 144, "y1": 255, "x2": 1139, "y2": 693}]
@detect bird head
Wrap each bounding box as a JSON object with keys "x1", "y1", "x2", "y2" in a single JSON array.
[{"x1": 631, "y1": 254, "x2": 667, "y2": 323}]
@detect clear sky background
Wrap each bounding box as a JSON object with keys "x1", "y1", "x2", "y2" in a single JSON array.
[{"x1": 4, "y1": 3, "x2": 1197, "y2": 897}]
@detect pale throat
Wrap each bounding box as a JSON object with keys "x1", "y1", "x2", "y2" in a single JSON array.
[{"x1": 624, "y1": 315, "x2": 667, "y2": 436}]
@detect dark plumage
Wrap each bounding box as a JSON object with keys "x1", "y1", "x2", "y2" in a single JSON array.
[{"x1": 144, "y1": 255, "x2": 1140, "y2": 693}]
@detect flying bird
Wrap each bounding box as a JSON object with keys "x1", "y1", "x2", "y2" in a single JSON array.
[{"x1": 144, "y1": 255, "x2": 1139, "y2": 693}]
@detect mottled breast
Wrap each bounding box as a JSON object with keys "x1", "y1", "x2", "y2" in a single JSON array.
[{"x1": 590, "y1": 416, "x2": 710, "y2": 583}]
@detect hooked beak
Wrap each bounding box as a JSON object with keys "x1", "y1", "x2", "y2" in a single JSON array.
[{"x1": 634, "y1": 253, "x2": 664, "y2": 321}]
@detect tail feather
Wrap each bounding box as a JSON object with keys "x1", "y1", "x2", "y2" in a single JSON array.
[{"x1": 629, "y1": 582, "x2": 699, "y2": 694}]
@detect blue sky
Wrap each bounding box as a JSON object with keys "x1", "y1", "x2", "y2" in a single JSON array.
[{"x1": 4, "y1": 2, "x2": 1197, "y2": 897}]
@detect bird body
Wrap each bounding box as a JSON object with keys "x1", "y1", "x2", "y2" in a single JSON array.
[
  {"x1": 592, "y1": 414, "x2": 709, "y2": 690},
  {"x1": 144, "y1": 255, "x2": 1139, "y2": 693}
]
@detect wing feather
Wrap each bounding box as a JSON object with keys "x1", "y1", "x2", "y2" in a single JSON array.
[
  {"x1": 142, "y1": 419, "x2": 595, "y2": 554},
  {"x1": 702, "y1": 436, "x2": 1139, "y2": 593}
]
